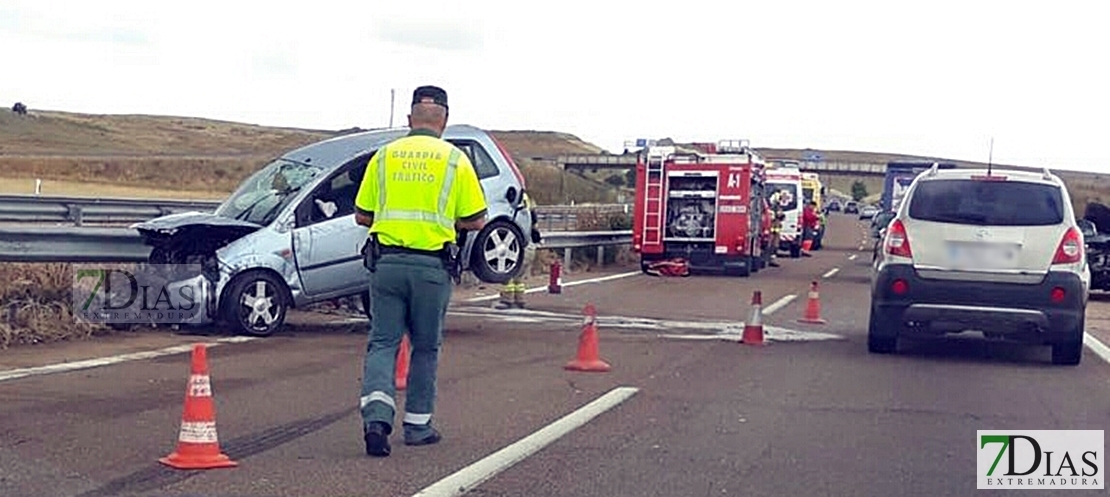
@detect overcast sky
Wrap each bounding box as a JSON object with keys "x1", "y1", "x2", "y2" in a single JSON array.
[{"x1": 1, "y1": 0, "x2": 1107, "y2": 172}]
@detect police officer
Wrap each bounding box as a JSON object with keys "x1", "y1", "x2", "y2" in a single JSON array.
[{"x1": 353, "y1": 85, "x2": 488, "y2": 457}]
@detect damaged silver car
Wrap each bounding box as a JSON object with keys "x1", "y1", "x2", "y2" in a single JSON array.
[{"x1": 132, "y1": 124, "x2": 541, "y2": 336}]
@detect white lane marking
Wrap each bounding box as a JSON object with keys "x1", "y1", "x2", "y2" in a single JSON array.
[
  {"x1": 0, "y1": 336, "x2": 258, "y2": 383},
  {"x1": 848, "y1": 254, "x2": 858, "y2": 261},
  {"x1": 659, "y1": 326, "x2": 844, "y2": 342},
  {"x1": 822, "y1": 268, "x2": 840, "y2": 279},
  {"x1": 411, "y1": 386, "x2": 639, "y2": 497},
  {"x1": 463, "y1": 271, "x2": 641, "y2": 303},
  {"x1": 762, "y1": 294, "x2": 796, "y2": 316},
  {"x1": 1084, "y1": 334, "x2": 1110, "y2": 364}
]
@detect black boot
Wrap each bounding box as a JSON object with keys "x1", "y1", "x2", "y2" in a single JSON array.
[{"x1": 364, "y1": 421, "x2": 391, "y2": 457}]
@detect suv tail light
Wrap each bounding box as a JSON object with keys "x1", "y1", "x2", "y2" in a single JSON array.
[
  {"x1": 1051, "y1": 227, "x2": 1083, "y2": 264},
  {"x1": 885, "y1": 219, "x2": 913, "y2": 258}
]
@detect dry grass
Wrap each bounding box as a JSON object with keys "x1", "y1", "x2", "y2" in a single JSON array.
[{"x1": 0, "y1": 263, "x2": 108, "y2": 348}]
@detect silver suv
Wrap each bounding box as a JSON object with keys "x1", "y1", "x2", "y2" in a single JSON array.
[
  {"x1": 869, "y1": 165, "x2": 1090, "y2": 365},
  {"x1": 133, "y1": 125, "x2": 540, "y2": 336}
]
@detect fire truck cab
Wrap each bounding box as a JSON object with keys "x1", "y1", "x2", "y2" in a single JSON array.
[
  {"x1": 765, "y1": 163, "x2": 805, "y2": 258},
  {"x1": 631, "y1": 139, "x2": 767, "y2": 276}
]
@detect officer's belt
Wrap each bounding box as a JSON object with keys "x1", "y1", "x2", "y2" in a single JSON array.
[{"x1": 379, "y1": 244, "x2": 443, "y2": 258}]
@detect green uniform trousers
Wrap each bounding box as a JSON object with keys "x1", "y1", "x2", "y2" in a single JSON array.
[{"x1": 359, "y1": 253, "x2": 451, "y2": 439}]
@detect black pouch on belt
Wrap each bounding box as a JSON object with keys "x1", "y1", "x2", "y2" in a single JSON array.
[{"x1": 361, "y1": 234, "x2": 380, "y2": 273}]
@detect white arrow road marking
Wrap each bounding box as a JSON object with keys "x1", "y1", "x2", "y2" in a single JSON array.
[
  {"x1": 762, "y1": 295, "x2": 796, "y2": 315},
  {"x1": 463, "y1": 271, "x2": 641, "y2": 303}
]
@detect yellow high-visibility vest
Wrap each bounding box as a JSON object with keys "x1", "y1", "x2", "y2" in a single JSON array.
[{"x1": 354, "y1": 130, "x2": 488, "y2": 251}]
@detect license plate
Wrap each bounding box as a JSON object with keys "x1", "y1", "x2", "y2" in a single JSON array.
[{"x1": 947, "y1": 243, "x2": 1017, "y2": 268}]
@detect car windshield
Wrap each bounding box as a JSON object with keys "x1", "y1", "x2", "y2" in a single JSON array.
[
  {"x1": 908, "y1": 178, "x2": 1064, "y2": 226},
  {"x1": 216, "y1": 158, "x2": 324, "y2": 225},
  {"x1": 767, "y1": 183, "x2": 799, "y2": 210}
]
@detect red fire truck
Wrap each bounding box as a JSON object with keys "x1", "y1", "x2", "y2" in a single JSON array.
[{"x1": 631, "y1": 140, "x2": 768, "y2": 276}]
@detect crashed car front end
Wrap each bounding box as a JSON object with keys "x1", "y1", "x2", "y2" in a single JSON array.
[{"x1": 131, "y1": 212, "x2": 267, "y2": 326}]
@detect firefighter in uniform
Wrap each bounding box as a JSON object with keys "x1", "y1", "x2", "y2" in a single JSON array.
[
  {"x1": 354, "y1": 85, "x2": 489, "y2": 457},
  {"x1": 766, "y1": 191, "x2": 783, "y2": 267}
]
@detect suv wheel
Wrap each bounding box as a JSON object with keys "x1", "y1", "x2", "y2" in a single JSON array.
[
  {"x1": 867, "y1": 303, "x2": 898, "y2": 354},
  {"x1": 221, "y1": 270, "x2": 288, "y2": 337},
  {"x1": 471, "y1": 220, "x2": 525, "y2": 284},
  {"x1": 1051, "y1": 314, "x2": 1084, "y2": 366}
]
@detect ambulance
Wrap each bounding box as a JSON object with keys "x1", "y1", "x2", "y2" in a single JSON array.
[{"x1": 766, "y1": 163, "x2": 805, "y2": 258}]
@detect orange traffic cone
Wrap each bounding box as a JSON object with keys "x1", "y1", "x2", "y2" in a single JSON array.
[
  {"x1": 798, "y1": 281, "x2": 827, "y2": 325},
  {"x1": 742, "y1": 290, "x2": 764, "y2": 345},
  {"x1": 564, "y1": 303, "x2": 611, "y2": 372},
  {"x1": 395, "y1": 334, "x2": 410, "y2": 391},
  {"x1": 802, "y1": 239, "x2": 813, "y2": 252},
  {"x1": 159, "y1": 343, "x2": 237, "y2": 470}
]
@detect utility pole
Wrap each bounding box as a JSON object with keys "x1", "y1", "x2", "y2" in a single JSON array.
[{"x1": 388, "y1": 88, "x2": 396, "y2": 128}]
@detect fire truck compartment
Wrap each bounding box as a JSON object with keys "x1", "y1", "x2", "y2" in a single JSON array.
[{"x1": 665, "y1": 175, "x2": 718, "y2": 241}]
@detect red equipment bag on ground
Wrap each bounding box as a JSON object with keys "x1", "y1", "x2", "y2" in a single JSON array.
[{"x1": 644, "y1": 258, "x2": 690, "y2": 277}]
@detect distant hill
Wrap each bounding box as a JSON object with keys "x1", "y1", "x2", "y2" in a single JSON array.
[{"x1": 1, "y1": 108, "x2": 1106, "y2": 209}]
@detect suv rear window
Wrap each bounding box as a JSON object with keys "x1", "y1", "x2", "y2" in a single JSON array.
[{"x1": 908, "y1": 179, "x2": 1064, "y2": 226}]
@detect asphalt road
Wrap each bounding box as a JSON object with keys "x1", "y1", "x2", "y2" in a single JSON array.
[{"x1": 1, "y1": 213, "x2": 1108, "y2": 497}]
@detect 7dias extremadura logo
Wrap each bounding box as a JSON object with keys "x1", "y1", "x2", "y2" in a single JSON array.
[{"x1": 978, "y1": 430, "x2": 1102, "y2": 489}]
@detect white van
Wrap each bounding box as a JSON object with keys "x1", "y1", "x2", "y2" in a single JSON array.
[{"x1": 765, "y1": 166, "x2": 805, "y2": 258}]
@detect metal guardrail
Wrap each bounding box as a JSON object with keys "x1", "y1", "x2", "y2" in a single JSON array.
[
  {"x1": 0, "y1": 226, "x2": 153, "y2": 263},
  {"x1": 0, "y1": 194, "x2": 630, "y2": 229},
  {"x1": 0, "y1": 226, "x2": 632, "y2": 264}
]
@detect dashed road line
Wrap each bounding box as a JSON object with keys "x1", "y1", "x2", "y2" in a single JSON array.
[
  {"x1": 1084, "y1": 334, "x2": 1110, "y2": 365},
  {"x1": 0, "y1": 336, "x2": 259, "y2": 383},
  {"x1": 411, "y1": 386, "x2": 639, "y2": 497},
  {"x1": 848, "y1": 254, "x2": 858, "y2": 261},
  {"x1": 822, "y1": 268, "x2": 840, "y2": 279},
  {"x1": 463, "y1": 271, "x2": 640, "y2": 303},
  {"x1": 763, "y1": 294, "x2": 797, "y2": 315}
]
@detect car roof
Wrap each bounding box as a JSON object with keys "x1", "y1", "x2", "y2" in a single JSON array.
[
  {"x1": 917, "y1": 167, "x2": 1064, "y2": 186},
  {"x1": 279, "y1": 124, "x2": 489, "y2": 171}
]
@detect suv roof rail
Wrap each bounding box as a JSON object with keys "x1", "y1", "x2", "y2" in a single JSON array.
[{"x1": 1042, "y1": 166, "x2": 1053, "y2": 180}]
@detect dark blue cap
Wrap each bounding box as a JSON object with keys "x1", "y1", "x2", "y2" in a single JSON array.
[{"x1": 412, "y1": 85, "x2": 448, "y2": 110}]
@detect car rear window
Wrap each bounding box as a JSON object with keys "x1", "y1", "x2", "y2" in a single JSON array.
[{"x1": 907, "y1": 178, "x2": 1064, "y2": 226}]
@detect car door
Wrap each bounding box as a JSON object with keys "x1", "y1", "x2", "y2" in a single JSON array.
[{"x1": 291, "y1": 153, "x2": 372, "y2": 299}]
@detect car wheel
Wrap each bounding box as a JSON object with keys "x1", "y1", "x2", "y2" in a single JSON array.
[
  {"x1": 1051, "y1": 314, "x2": 1084, "y2": 365},
  {"x1": 1051, "y1": 341, "x2": 1082, "y2": 366},
  {"x1": 867, "y1": 304, "x2": 898, "y2": 354},
  {"x1": 221, "y1": 270, "x2": 288, "y2": 337},
  {"x1": 471, "y1": 219, "x2": 525, "y2": 284}
]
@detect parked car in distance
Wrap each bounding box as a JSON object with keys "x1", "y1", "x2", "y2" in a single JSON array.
[
  {"x1": 858, "y1": 204, "x2": 879, "y2": 219},
  {"x1": 843, "y1": 201, "x2": 859, "y2": 214},
  {"x1": 132, "y1": 124, "x2": 540, "y2": 337},
  {"x1": 869, "y1": 165, "x2": 1089, "y2": 365}
]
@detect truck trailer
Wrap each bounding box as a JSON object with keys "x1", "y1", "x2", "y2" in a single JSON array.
[
  {"x1": 631, "y1": 140, "x2": 768, "y2": 276},
  {"x1": 882, "y1": 161, "x2": 957, "y2": 212}
]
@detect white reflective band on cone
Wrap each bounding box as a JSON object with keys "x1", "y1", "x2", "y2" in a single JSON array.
[
  {"x1": 178, "y1": 421, "x2": 219, "y2": 444},
  {"x1": 749, "y1": 305, "x2": 761, "y2": 325},
  {"x1": 188, "y1": 375, "x2": 212, "y2": 397},
  {"x1": 809, "y1": 291, "x2": 818, "y2": 299}
]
